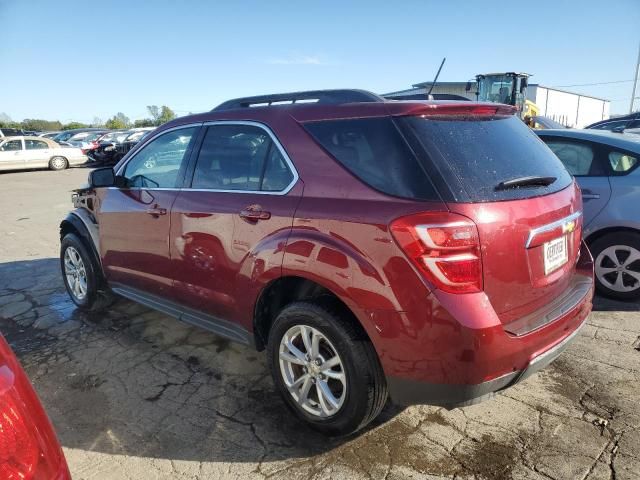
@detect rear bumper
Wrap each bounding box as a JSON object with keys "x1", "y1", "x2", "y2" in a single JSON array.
[
  {"x1": 387, "y1": 317, "x2": 586, "y2": 408},
  {"x1": 380, "y1": 241, "x2": 594, "y2": 408}
]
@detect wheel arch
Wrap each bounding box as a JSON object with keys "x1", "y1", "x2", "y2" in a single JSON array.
[
  {"x1": 60, "y1": 211, "x2": 105, "y2": 285},
  {"x1": 585, "y1": 225, "x2": 640, "y2": 246},
  {"x1": 252, "y1": 275, "x2": 373, "y2": 352}
]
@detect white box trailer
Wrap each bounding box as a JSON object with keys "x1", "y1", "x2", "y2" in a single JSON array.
[{"x1": 526, "y1": 84, "x2": 609, "y2": 128}]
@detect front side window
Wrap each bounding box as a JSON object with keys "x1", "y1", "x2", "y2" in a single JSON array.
[
  {"x1": 0, "y1": 140, "x2": 22, "y2": 151},
  {"x1": 608, "y1": 151, "x2": 638, "y2": 173},
  {"x1": 25, "y1": 139, "x2": 49, "y2": 150},
  {"x1": 122, "y1": 127, "x2": 197, "y2": 188},
  {"x1": 191, "y1": 124, "x2": 294, "y2": 192},
  {"x1": 545, "y1": 141, "x2": 595, "y2": 176}
]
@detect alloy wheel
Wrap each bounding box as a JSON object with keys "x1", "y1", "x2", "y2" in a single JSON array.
[
  {"x1": 64, "y1": 246, "x2": 88, "y2": 301},
  {"x1": 595, "y1": 245, "x2": 640, "y2": 293},
  {"x1": 278, "y1": 325, "x2": 346, "y2": 418}
]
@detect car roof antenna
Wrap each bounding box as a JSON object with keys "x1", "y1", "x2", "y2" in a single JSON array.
[{"x1": 426, "y1": 57, "x2": 446, "y2": 100}]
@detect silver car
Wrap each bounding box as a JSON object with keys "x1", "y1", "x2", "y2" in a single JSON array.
[
  {"x1": 0, "y1": 136, "x2": 88, "y2": 171},
  {"x1": 537, "y1": 129, "x2": 640, "y2": 300}
]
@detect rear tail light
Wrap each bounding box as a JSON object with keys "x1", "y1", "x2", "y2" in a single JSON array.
[
  {"x1": 390, "y1": 212, "x2": 483, "y2": 293},
  {"x1": 0, "y1": 338, "x2": 70, "y2": 480},
  {"x1": 0, "y1": 368, "x2": 39, "y2": 480}
]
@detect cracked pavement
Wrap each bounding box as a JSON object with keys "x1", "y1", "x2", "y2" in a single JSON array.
[{"x1": 0, "y1": 168, "x2": 639, "y2": 480}]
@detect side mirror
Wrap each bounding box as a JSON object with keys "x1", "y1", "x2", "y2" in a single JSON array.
[
  {"x1": 611, "y1": 126, "x2": 625, "y2": 133},
  {"x1": 520, "y1": 78, "x2": 528, "y2": 93},
  {"x1": 465, "y1": 81, "x2": 472, "y2": 92},
  {"x1": 89, "y1": 167, "x2": 115, "y2": 188}
]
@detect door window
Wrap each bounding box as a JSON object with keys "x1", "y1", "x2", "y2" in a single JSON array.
[
  {"x1": 545, "y1": 141, "x2": 596, "y2": 176},
  {"x1": 191, "y1": 124, "x2": 295, "y2": 192},
  {"x1": 25, "y1": 139, "x2": 49, "y2": 150},
  {"x1": 608, "y1": 151, "x2": 638, "y2": 173},
  {"x1": 0, "y1": 140, "x2": 23, "y2": 151},
  {"x1": 122, "y1": 127, "x2": 198, "y2": 188}
]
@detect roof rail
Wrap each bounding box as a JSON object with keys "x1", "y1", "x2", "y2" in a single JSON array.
[{"x1": 212, "y1": 89, "x2": 385, "y2": 111}]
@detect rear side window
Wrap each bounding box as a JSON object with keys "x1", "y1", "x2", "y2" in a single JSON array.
[
  {"x1": 25, "y1": 139, "x2": 49, "y2": 150},
  {"x1": 402, "y1": 115, "x2": 573, "y2": 202},
  {"x1": 191, "y1": 124, "x2": 294, "y2": 192},
  {"x1": 304, "y1": 118, "x2": 438, "y2": 200},
  {"x1": 545, "y1": 141, "x2": 595, "y2": 176}
]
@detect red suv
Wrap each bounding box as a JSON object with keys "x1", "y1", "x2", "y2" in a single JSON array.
[{"x1": 60, "y1": 90, "x2": 593, "y2": 435}]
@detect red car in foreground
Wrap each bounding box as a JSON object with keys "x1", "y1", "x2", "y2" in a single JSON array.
[
  {"x1": 0, "y1": 334, "x2": 71, "y2": 479},
  {"x1": 60, "y1": 89, "x2": 593, "y2": 435}
]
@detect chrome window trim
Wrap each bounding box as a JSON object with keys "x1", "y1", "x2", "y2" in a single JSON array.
[
  {"x1": 114, "y1": 120, "x2": 299, "y2": 196},
  {"x1": 525, "y1": 211, "x2": 582, "y2": 248}
]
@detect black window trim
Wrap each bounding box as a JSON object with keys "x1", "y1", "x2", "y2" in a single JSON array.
[{"x1": 183, "y1": 120, "x2": 299, "y2": 196}]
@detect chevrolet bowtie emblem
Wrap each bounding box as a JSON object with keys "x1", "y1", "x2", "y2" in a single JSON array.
[{"x1": 562, "y1": 220, "x2": 576, "y2": 234}]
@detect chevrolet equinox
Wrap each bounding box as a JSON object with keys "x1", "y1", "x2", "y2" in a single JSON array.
[{"x1": 60, "y1": 89, "x2": 594, "y2": 435}]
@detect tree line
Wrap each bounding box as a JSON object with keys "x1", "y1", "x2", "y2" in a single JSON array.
[{"x1": 0, "y1": 105, "x2": 178, "y2": 132}]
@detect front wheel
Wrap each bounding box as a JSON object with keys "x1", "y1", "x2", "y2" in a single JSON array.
[
  {"x1": 267, "y1": 302, "x2": 387, "y2": 436},
  {"x1": 591, "y1": 232, "x2": 640, "y2": 300},
  {"x1": 60, "y1": 233, "x2": 111, "y2": 310}
]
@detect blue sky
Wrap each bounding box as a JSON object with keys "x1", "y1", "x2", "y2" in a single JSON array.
[{"x1": 0, "y1": 0, "x2": 638, "y2": 123}]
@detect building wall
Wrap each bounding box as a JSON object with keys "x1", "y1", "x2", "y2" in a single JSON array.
[{"x1": 529, "y1": 86, "x2": 609, "y2": 128}]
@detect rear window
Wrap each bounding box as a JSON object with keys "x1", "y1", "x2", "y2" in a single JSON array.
[
  {"x1": 304, "y1": 117, "x2": 438, "y2": 200},
  {"x1": 402, "y1": 115, "x2": 573, "y2": 202}
]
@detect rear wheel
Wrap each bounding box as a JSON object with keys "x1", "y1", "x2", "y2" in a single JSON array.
[
  {"x1": 49, "y1": 156, "x2": 68, "y2": 171},
  {"x1": 591, "y1": 232, "x2": 640, "y2": 300},
  {"x1": 267, "y1": 302, "x2": 387, "y2": 436}
]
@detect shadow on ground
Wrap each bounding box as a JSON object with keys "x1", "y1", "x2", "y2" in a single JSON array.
[{"x1": 0, "y1": 258, "x2": 405, "y2": 466}]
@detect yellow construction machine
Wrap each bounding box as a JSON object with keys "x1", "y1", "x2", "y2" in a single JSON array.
[{"x1": 467, "y1": 72, "x2": 540, "y2": 120}]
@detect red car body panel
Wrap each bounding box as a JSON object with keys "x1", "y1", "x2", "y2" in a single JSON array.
[
  {"x1": 169, "y1": 183, "x2": 303, "y2": 329},
  {"x1": 0, "y1": 335, "x2": 71, "y2": 479},
  {"x1": 89, "y1": 98, "x2": 594, "y2": 407}
]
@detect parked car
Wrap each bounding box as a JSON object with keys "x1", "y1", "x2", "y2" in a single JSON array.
[
  {"x1": 531, "y1": 116, "x2": 567, "y2": 130},
  {"x1": 0, "y1": 127, "x2": 25, "y2": 137},
  {"x1": 66, "y1": 130, "x2": 109, "y2": 154},
  {"x1": 52, "y1": 128, "x2": 106, "y2": 145},
  {"x1": 537, "y1": 129, "x2": 640, "y2": 300},
  {"x1": 61, "y1": 90, "x2": 593, "y2": 435},
  {"x1": 113, "y1": 128, "x2": 154, "y2": 162},
  {"x1": 0, "y1": 332, "x2": 71, "y2": 479},
  {"x1": 585, "y1": 112, "x2": 640, "y2": 133},
  {"x1": 38, "y1": 131, "x2": 62, "y2": 139},
  {"x1": 0, "y1": 136, "x2": 88, "y2": 171}
]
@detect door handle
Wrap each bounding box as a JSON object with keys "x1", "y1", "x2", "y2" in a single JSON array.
[
  {"x1": 581, "y1": 190, "x2": 600, "y2": 200},
  {"x1": 146, "y1": 206, "x2": 167, "y2": 217},
  {"x1": 239, "y1": 208, "x2": 271, "y2": 221}
]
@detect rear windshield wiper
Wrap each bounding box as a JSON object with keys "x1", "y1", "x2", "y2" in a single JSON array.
[{"x1": 495, "y1": 176, "x2": 557, "y2": 191}]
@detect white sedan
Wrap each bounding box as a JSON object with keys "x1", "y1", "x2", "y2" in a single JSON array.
[{"x1": 0, "y1": 136, "x2": 88, "y2": 171}]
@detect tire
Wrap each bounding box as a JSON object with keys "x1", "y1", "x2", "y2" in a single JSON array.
[
  {"x1": 49, "y1": 156, "x2": 68, "y2": 171},
  {"x1": 590, "y1": 232, "x2": 640, "y2": 300},
  {"x1": 267, "y1": 302, "x2": 387, "y2": 436},
  {"x1": 60, "y1": 233, "x2": 112, "y2": 311}
]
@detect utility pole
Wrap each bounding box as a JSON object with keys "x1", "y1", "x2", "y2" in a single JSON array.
[{"x1": 631, "y1": 40, "x2": 640, "y2": 113}]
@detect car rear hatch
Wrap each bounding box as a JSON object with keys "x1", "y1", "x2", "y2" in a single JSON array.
[{"x1": 397, "y1": 106, "x2": 582, "y2": 326}]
